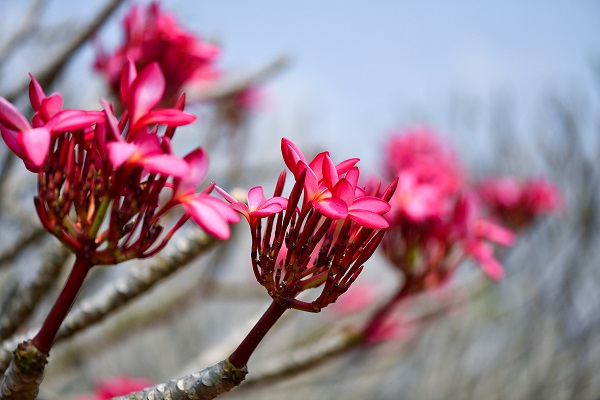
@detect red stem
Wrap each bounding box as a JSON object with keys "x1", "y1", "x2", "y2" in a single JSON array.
[
  {"x1": 361, "y1": 278, "x2": 417, "y2": 342},
  {"x1": 32, "y1": 255, "x2": 92, "y2": 353},
  {"x1": 228, "y1": 301, "x2": 289, "y2": 368}
]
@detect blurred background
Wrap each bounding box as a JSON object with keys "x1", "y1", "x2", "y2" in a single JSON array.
[{"x1": 0, "y1": 1, "x2": 599, "y2": 399}]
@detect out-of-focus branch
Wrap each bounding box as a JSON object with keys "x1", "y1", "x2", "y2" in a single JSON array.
[
  {"x1": 54, "y1": 231, "x2": 218, "y2": 343},
  {"x1": 186, "y1": 55, "x2": 289, "y2": 103},
  {"x1": 0, "y1": 227, "x2": 47, "y2": 272},
  {"x1": 111, "y1": 359, "x2": 247, "y2": 400},
  {"x1": 0, "y1": 243, "x2": 69, "y2": 340},
  {"x1": 3, "y1": 0, "x2": 125, "y2": 102},
  {"x1": 0, "y1": 0, "x2": 46, "y2": 63},
  {"x1": 240, "y1": 328, "x2": 361, "y2": 389},
  {"x1": 0, "y1": 231, "x2": 218, "y2": 376}
]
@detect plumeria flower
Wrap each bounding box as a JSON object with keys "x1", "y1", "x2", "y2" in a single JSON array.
[
  {"x1": 95, "y1": 1, "x2": 219, "y2": 106},
  {"x1": 226, "y1": 137, "x2": 397, "y2": 313}
]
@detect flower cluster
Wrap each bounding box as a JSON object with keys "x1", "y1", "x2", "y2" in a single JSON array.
[
  {"x1": 380, "y1": 127, "x2": 514, "y2": 285},
  {"x1": 95, "y1": 1, "x2": 219, "y2": 106},
  {"x1": 0, "y1": 61, "x2": 238, "y2": 264},
  {"x1": 219, "y1": 138, "x2": 397, "y2": 312},
  {"x1": 475, "y1": 176, "x2": 562, "y2": 231}
]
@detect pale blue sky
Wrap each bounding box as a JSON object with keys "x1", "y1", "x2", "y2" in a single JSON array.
[{"x1": 2, "y1": 1, "x2": 599, "y2": 172}]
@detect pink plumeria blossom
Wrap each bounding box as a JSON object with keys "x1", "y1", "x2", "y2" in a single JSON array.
[
  {"x1": 1, "y1": 63, "x2": 236, "y2": 265},
  {"x1": 476, "y1": 176, "x2": 562, "y2": 231},
  {"x1": 229, "y1": 137, "x2": 397, "y2": 313},
  {"x1": 95, "y1": 1, "x2": 219, "y2": 106}
]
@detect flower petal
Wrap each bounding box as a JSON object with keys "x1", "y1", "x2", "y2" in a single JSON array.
[
  {"x1": 136, "y1": 109, "x2": 196, "y2": 127},
  {"x1": 247, "y1": 186, "x2": 267, "y2": 210},
  {"x1": 107, "y1": 141, "x2": 137, "y2": 168},
  {"x1": 141, "y1": 154, "x2": 190, "y2": 177},
  {"x1": 0, "y1": 97, "x2": 30, "y2": 132},
  {"x1": 348, "y1": 210, "x2": 389, "y2": 229},
  {"x1": 49, "y1": 110, "x2": 104, "y2": 132},
  {"x1": 312, "y1": 197, "x2": 348, "y2": 219},
  {"x1": 130, "y1": 62, "x2": 165, "y2": 124},
  {"x1": 19, "y1": 127, "x2": 51, "y2": 167},
  {"x1": 350, "y1": 196, "x2": 391, "y2": 214}
]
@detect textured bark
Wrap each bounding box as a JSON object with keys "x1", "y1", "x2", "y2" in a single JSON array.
[
  {"x1": 241, "y1": 329, "x2": 360, "y2": 388},
  {"x1": 0, "y1": 245, "x2": 69, "y2": 340},
  {"x1": 55, "y1": 232, "x2": 217, "y2": 342},
  {"x1": 111, "y1": 359, "x2": 247, "y2": 400},
  {"x1": 0, "y1": 341, "x2": 47, "y2": 400},
  {"x1": 0, "y1": 232, "x2": 218, "y2": 376}
]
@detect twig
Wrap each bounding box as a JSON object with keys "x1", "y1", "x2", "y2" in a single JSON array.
[
  {"x1": 186, "y1": 55, "x2": 289, "y2": 103},
  {"x1": 3, "y1": 0, "x2": 125, "y2": 102},
  {"x1": 0, "y1": 243, "x2": 70, "y2": 340},
  {"x1": 0, "y1": 0, "x2": 46, "y2": 63},
  {"x1": 240, "y1": 328, "x2": 361, "y2": 389},
  {"x1": 0, "y1": 231, "x2": 218, "y2": 375},
  {"x1": 0, "y1": 227, "x2": 47, "y2": 272},
  {"x1": 111, "y1": 359, "x2": 247, "y2": 400}
]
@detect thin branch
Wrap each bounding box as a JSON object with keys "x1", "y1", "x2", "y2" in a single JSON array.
[
  {"x1": 0, "y1": 0, "x2": 46, "y2": 63},
  {"x1": 186, "y1": 55, "x2": 290, "y2": 103},
  {"x1": 3, "y1": 0, "x2": 125, "y2": 102},
  {"x1": 0, "y1": 227, "x2": 47, "y2": 272},
  {"x1": 0, "y1": 243, "x2": 70, "y2": 340},
  {"x1": 0, "y1": 231, "x2": 218, "y2": 375},
  {"x1": 111, "y1": 359, "x2": 247, "y2": 400}
]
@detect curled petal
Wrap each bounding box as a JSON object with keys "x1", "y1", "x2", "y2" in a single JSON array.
[
  {"x1": 322, "y1": 154, "x2": 339, "y2": 190},
  {"x1": 107, "y1": 141, "x2": 137, "y2": 168},
  {"x1": 1, "y1": 126, "x2": 26, "y2": 159},
  {"x1": 351, "y1": 196, "x2": 391, "y2": 214},
  {"x1": 28, "y1": 74, "x2": 46, "y2": 111},
  {"x1": 120, "y1": 59, "x2": 137, "y2": 108},
  {"x1": 336, "y1": 158, "x2": 360, "y2": 175},
  {"x1": 40, "y1": 93, "x2": 63, "y2": 121},
  {"x1": 312, "y1": 197, "x2": 348, "y2": 220},
  {"x1": 177, "y1": 147, "x2": 208, "y2": 195},
  {"x1": 250, "y1": 202, "x2": 284, "y2": 218},
  {"x1": 185, "y1": 195, "x2": 240, "y2": 239},
  {"x1": 49, "y1": 110, "x2": 104, "y2": 132},
  {"x1": 333, "y1": 178, "x2": 355, "y2": 206},
  {"x1": 130, "y1": 62, "x2": 165, "y2": 124},
  {"x1": 141, "y1": 154, "x2": 190, "y2": 178},
  {"x1": 281, "y1": 137, "x2": 307, "y2": 173},
  {"x1": 247, "y1": 186, "x2": 267, "y2": 210},
  {"x1": 136, "y1": 109, "x2": 196, "y2": 127},
  {"x1": 348, "y1": 210, "x2": 389, "y2": 229},
  {"x1": 19, "y1": 127, "x2": 51, "y2": 167},
  {"x1": 0, "y1": 97, "x2": 30, "y2": 132}
]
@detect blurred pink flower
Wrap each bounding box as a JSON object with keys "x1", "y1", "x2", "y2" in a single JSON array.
[
  {"x1": 76, "y1": 376, "x2": 154, "y2": 400},
  {"x1": 476, "y1": 176, "x2": 562, "y2": 230},
  {"x1": 95, "y1": 1, "x2": 219, "y2": 105}
]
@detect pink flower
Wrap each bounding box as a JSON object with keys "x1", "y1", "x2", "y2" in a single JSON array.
[
  {"x1": 476, "y1": 176, "x2": 562, "y2": 230},
  {"x1": 230, "y1": 137, "x2": 396, "y2": 313},
  {"x1": 1, "y1": 63, "x2": 235, "y2": 264},
  {"x1": 95, "y1": 1, "x2": 219, "y2": 105},
  {"x1": 76, "y1": 376, "x2": 154, "y2": 400}
]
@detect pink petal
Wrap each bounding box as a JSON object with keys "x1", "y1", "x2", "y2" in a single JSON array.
[
  {"x1": 49, "y1": 110, "x2": 104, "y2": 132},
  {"x1": 28, "y1": 74, "x2": 46, "y2": 111},
  {"x1": 348, "y1": 210, "x2": 389, "y2": 229},
  {"x1": 250, "y1": 203, "x2": 284, "y2": 217},
  {"x1": 185, "y1": 196, "x2": 239, "y2": 239},
  {"x1": 247, "y1": 186, "x2": 267, "y2": 210},
  {"x1": 312, "y1": 197, "x2": 348, "y2": 219},
  {"x1": 141, "y1": 154, "x2": 190, "y2": 178},
  {"x1": 469, "y1": 242, "x2": 504, "y2": 280},
  {"x1": 281, "y1": 137, "x2": 306, "y2": 173},
  {"x1": 177, "y1": 148, "x2": 208, "y2": 194},
  {"x1": 120, "y1": 59, "x2": 137, "y2": 108},
  {"x1": 351, "y1": 196, "x2": 391, "y2": 214},
  {"x1": 336, "y1": 158, "x2": 360, "y2": 175},
  {"x1": 345, "y1": 167, "x2": 360, "y2": 187},
  {"x1": 322, "y1": 154, "x2": 339, "y2": 190},
  {"x1": 1, "y1": 126, "x2": 26, "y2": 159},
  {"x1": 130, "y1": 63, "x2": 165, "y2": 124},
  {"x1": 136, "y1": 109, "x2": 196, "y2": 127},
  {"x1": 262, "y1": 196, "x2": 288, "y2": 209},
  {"x1": 481, "y1": 221, "x2": 515, "y2": 246},
  {"x1": 41, "y1": 93, "x2": 63, "y2": 120},
  {"x1": 230, "y1": 202, "x2": 250, "y2": 216},
  {"x1": 332, "y1": 178, "x2": 355, "y2": 206},
  {"x1": 101, "y1": 99, "x2": 123, "y2": 142},
  {"x1": 107, "y1": 141, "x2": 137, "y2": 168},
  {"x1": 19, "y1": 127, "x2": 51, "y2": 167},
  {"x1": 0, "y1": 97, "x2": 30, "y2": 132}
]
